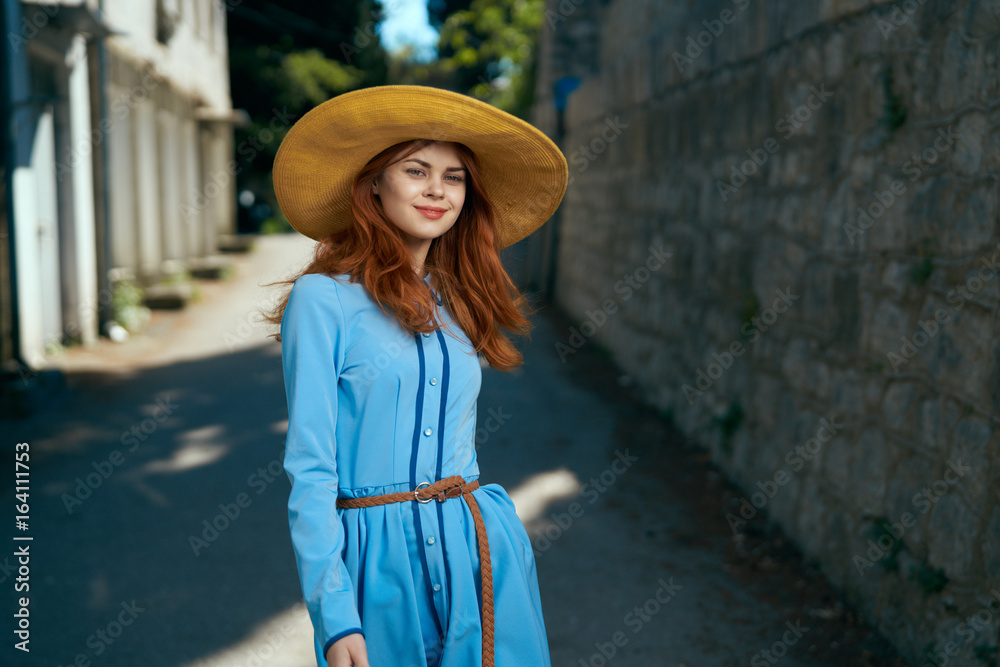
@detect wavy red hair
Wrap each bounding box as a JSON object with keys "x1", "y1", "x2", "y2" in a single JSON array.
[{"x1": 263, "y1": 139, "x2": 535, "y2": 371}]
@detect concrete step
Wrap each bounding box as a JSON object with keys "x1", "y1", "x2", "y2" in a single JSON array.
[
  {"x1": 187, "y1": 254, "x2": 234, "y2": 280},
  {"x1": 217, "y1": 233, "x2": 256, "y2": 254},
  {"x1": 142, "y1": 282, "x2": 194, "y2": 310}
]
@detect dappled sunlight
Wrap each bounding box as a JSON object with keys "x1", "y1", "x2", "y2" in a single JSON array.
[
  {"x1": 181, "y1": 602, "x2": 314, "y2": 667},
  {"x1": 141, "y1": 426, "x2": 229, "y2": 474},
  {"x1": 505, "y1": 468, "x2": 581, "y2": 524}
]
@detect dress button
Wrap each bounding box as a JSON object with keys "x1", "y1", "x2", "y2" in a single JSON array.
[
  {"x1": 427, "y1": 536, "x2": 436, "y2": 545},
  {"x1": 430, "y1": 377, "x2": 438, "y2": 386},
  {"x1": 433, "y1": 584, "x2": 441, "y2": 592},
  {"x1": 422, "y1": 332, "x2": 431, "y2": 338},
  {"x1": 424, "y1": 428, "x2": 432, "y2": 436}
]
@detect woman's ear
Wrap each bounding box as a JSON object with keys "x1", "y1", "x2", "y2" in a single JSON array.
[{"x1": 372, "y1": 177, "x2": 380, "y2": 196}]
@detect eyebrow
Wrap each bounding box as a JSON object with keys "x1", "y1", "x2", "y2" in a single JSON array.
[{"x1": 403, "y1": 158, "x2": 466, "y2": 172}]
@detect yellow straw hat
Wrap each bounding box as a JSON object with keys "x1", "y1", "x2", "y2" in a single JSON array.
[{"x1": 272, "y1": 85, "x2": 568, "y2": 250}]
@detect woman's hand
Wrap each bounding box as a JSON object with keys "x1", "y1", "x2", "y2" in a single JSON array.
[{"x1": 326, "y1": 632, "x2": 370, "y2": 667}]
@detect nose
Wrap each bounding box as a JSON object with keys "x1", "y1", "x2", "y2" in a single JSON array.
[{"x1": 424, "y1": 175, "x2": 445, "y2": 199}]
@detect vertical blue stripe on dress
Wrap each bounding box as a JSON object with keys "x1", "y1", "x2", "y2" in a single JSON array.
[
  {"x1": 433, "y1": 329, "x2": 453, "y2": 622},
  {"x1": 409, "y1": 332, "x2": 445, "y2": 640},
  {"x1": 409, "y1": 333, "x2": 426, "y2": 488},
  {"x1": 434, "y1": 329, "x2": 450, "y2": 481}
]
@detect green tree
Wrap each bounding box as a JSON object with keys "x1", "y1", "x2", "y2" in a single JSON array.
[
  {"x1": 227, "y1": 0, "x2": 388, "y2": 199},
  {"x1": 393, "y1": 0, "x2": 545, "y2": 118}
]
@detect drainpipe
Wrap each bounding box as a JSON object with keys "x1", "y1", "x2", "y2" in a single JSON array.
[
  {"x1": 3, "y1": 0, "x2": 27, "y2": 371},
  {"x1": 93, "y1": 0, "x2": 112, "y2": 331}
]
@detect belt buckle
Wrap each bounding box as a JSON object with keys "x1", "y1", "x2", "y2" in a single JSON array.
[{"x1": 414, "y1": 481, "x2": 433, "y2": 503}]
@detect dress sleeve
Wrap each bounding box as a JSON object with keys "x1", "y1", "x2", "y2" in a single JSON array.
[{"x1": 280, "y1": 274, "x2": 364, "y2": 655}]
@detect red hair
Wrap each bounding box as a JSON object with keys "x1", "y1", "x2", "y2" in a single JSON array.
[{"x1": 264, "y1": 139, "x2": 535, "y2": 371}]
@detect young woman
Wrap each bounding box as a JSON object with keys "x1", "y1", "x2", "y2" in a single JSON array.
[{"x1": 266, "y1": 86, "x2": 568, "y2": 667}]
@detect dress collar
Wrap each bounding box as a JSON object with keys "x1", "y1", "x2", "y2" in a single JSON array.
[{"x1": 422, "y1": 271, "x2": 443, "y2": 306}]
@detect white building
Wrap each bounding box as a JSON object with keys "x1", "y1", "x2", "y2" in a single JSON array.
[{"x1": 1, "y1": 0, "x2": 239, "y2": 372}]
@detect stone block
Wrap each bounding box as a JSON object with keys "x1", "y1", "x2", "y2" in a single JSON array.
[
  {"x1": 943, "y1": 183, "x2": 996, "y2": 254},
  {"x1": 823, "y1": 30, "x2": 846, "y2": 81},
  {"x1": 925, "y1": 306, "x2": 993, "y2": 396},
  {"x1": 849, "y1": 427, "x2": 892, "y2": 515},
  {"x1": 819, "y1": 433, "x2": 854, "y2": 495},
  {"x1": 949, "y1": 415, "x2": 993, "y2": 502},
  {"x1": 937, "y1": 30, "x2": 986, "y2": 113},
  {"x1": 882, "y1": 451, "x2": 935, "y2": 554},
  {"x1": 926, "y1": 492, "x2": 978, "y2": 582},
  {"x1": 880, "y1": 380, "x2": 924, "y2": 438},
  {"x1": 875, "y1": 566, "x2": 927, "y2": 655},
  {"x1": 917, "y1": 395, "x2": 960, "y2": 453},
  {"x1": 822, "y1": 0, "x2": 876, "y2": 22},
  {"x1": 983, "y1": 504, "x2": 1000, "y2": 591},
  {"x1": 862, "y1": 298, "x2": 912, "y2": 360}
]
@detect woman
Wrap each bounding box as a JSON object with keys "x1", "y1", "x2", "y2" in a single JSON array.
[{"x1": 266, "y1": 85, "x2": 568, "y2": 667}]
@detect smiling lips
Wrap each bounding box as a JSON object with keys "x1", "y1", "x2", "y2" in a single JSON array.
[{"x1": 414, "y1": 205, "x2": 448, "y2": 220}]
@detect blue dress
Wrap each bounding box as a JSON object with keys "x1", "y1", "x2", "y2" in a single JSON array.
[{"x1": 280, "y1": 271, "x2": 550, "y2": 667}]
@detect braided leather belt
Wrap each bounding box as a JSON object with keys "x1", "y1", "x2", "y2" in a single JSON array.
[{"x1": 336, "y1": 476, "x2": 495, "y2": 667}]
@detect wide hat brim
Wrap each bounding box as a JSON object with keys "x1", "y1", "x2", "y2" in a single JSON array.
[{"x1": 272, "y1": 85, "x2": 569, "y2": 250}]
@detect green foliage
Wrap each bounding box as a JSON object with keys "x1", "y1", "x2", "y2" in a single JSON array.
[
  {"x1": 260, "y1": 216, "x2": 294, "y2": 235},
  {"x1": 396, "y1": 0, "x2": 545, "y2": 117},
  {"x1": 910, "y1": 239, "x2": 936, "y2": 286},
  {"x1": 879, "y1": 64, "x2": 907, "y2": 133},
  {"x1": 271, "y1": 49, "x2": 365, "y2": 110},
  {"x1": 227, "y1": 1, "x2": 388, "y2": 189},
  {"x1": 974, "y1": 644, "x2": 998, "y2": 664},
  {"x1": 865, "y1": 518, "x2": 905, "y2": 572},
  {"x1": 909, "y1": 256, "x2": 934, "y2": 285},
  {"x1": 713, "y1": 401, "x2": 744, "y2": 454},
  {"x1": 111, "y1": 280, "x2": 150, "y2": 333},
  {"x1": 909, "y1": 562, "x2": 948, "y2": 595}
]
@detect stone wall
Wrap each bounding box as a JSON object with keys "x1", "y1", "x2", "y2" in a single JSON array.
[{"x1": 531, "y1": 0, "x2": 1000, "y2": 663}]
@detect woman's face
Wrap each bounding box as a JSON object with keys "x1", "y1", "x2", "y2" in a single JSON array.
[{"x1": 373, "y1": 142, "x2": 467, "y2": 251}]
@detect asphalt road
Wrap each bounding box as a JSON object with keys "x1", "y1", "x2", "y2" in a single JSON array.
[{"x1": 0, "y1": 234, "x2": 906, "y2": 666}]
